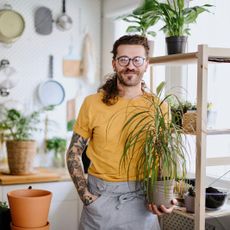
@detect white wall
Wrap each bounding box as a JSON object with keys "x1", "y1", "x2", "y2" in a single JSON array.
[{"x1": 0, "y1": 0, "x2": 101, "y2": 156}]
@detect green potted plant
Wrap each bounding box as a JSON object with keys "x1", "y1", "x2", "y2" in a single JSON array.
[
  {"x1": 181, "y1": 101, "x2": 214, "y2": 133},
  {"x1": 121, "y1": 11, "x2": 159, "y2": 39},
  {"x1": 134, "y1": 0, "x2": 213, "y2": 54},
  {"x1": 119, "y1": 9, "x2": 159, "y2": 56},
  {"x1": 169, "y1": 99, "x2": 196, "y2": 127},
  {"x1": 0, "y1": 106, "x2": 52, "y2": 174},
  {"x1": 46, "y1": 137, "x2": 67, "y2": 167},
  {"x1": 120, "y1": 83, "x2": 189, "y2": 207}
]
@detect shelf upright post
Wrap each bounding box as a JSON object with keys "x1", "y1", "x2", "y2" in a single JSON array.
[{"x1": 195, "y1": 44, "x2": 209, "y2": 230}]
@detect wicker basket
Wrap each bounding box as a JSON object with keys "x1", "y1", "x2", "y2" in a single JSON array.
[
  {"x1": 6, "y1": 140, "x2": 37, "y2": 175},
  {"x1": 182, "y1": 111, "x2": 197, "y2": 134}
]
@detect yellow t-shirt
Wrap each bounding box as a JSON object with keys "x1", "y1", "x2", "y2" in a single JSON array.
[{"x1": 73, "y1": 92, "x2": 168, "y2": 182}]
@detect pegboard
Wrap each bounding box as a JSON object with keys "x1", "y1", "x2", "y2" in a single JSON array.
[{"x1": 0, "y1": 0, "x2": 101, "y2": 137}]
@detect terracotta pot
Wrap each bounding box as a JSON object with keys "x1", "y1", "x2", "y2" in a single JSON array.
[
  {"x1": 10, "y1": 222, "x2": 50, "y2": 230},
  {"x1": 7, "y1": 189, "x2": 52, "y2": 228}
]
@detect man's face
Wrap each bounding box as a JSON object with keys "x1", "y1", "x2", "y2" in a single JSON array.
[{"x1": 112, "y1": 45, "x2": 149, "y2": 87}]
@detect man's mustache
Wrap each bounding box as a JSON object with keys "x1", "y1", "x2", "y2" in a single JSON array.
[{"x1": 124, "y1": 70, "x2": 136, "y2": 73}]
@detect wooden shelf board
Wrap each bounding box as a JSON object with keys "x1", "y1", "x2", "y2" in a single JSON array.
[
  {"x1": 206, "y1": 157, "x2": 230, "y2": 166},
  {"x1": 149, "y1": 52, "x2": 198, "y2": 65},
  {"x1": 0, "y1": 167, "x2": 71, "y2": 185},
  {"x1": 206, "y1": 129, "x2": 230, "y2": 135}
]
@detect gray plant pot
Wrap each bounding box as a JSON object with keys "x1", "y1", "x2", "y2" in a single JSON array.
[
  {"x1": 148, "y1": 180, "x2": 175, "y2": 208},
  {"x1": 184, "y1": 194, "x2": 195, "y2": 213}
]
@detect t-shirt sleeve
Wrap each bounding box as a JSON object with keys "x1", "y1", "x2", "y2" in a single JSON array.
[{"x1": 73, "y1": 97, "x2": 92, "y2": 139}]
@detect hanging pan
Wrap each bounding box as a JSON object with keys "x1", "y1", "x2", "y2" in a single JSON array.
[
  {"x1": 34, "y1": 7, "x2": 53, "y2": 35},
  {"x1": 56, "y1": 0, "x2": 73, "y2": 31},
  {"x1": 0, "y1": 4, "x2": 25, "y2": 44},
  {"x1": 38, "y1": 55, "x2": 65, "y2": 106}
]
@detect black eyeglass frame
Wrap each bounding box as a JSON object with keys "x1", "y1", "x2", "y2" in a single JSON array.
[{"x1": 116, "y1": 56, "x2": 146, "y2": 67}]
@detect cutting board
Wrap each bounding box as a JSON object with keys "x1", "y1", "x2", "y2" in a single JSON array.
[
  {"x1": 0, "y1": 168, "x2": 60, "y2": 185},
  {"x1": 63, "y1": 45, "x2": 81, "y2": 77}
]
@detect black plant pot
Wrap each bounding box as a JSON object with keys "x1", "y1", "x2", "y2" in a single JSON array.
[
  {"x1": 166, "y1": 36, "x2": 187, "y2": 55},
  {"x1": 0, "y1": 207, "x2": 11, "y2": 230}
]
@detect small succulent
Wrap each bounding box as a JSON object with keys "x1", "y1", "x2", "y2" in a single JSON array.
[
  {"x1": 188, "y1": 186, "x2": 195, "y2": 197},
  {"x1": 0, "y1": 201, "x2": 8, "y2": 208}
]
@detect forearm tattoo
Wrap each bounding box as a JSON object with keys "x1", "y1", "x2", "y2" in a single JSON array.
[{"x1": 66, "y1": 133, "x2": 92, "y2": 205}]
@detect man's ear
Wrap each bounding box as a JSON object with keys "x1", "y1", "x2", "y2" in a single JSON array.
[{"x1": 112, "y1": 60, "x2": 116, "y2": 71}]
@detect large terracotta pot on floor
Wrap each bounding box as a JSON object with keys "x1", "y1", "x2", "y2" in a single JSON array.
[
  {"x1": 7, "y1": 188, "x2": 52, "y2": 228},
  {"x1": 10, "y1": 222, "x2": 50, "y2": 230}
]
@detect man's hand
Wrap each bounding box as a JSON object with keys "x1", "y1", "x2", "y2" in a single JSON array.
[
  {"x1": 148, "y1": 199, "x2": 178, "y2": 216},
  {"x1": 83, "y1": 193, "x2": 98, "y2": 206}
]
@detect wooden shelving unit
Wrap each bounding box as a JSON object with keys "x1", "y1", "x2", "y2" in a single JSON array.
[{"x1": 149, "y1": 45, "x2": 230, "y2": 230}]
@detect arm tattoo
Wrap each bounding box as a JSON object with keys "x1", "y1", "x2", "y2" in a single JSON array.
[{"x1": 66, "y1": 133, "x2": 91, "y2": 205}]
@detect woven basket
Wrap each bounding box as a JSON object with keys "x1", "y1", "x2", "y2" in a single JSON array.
[
  {"x1": 182, "y1": 111, "x2": 197, "y2": 134},
  {"x1": 6, "y1": 140, "x2": 37, "y2": 175}
]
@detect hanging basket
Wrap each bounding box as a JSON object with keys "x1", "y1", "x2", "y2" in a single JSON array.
[
  {"x1": 182, "y1": 111, "x2": 197, "y2": 134},
  {"x1": 6, "y1": 140, "x2": 37, "y2": 175}
]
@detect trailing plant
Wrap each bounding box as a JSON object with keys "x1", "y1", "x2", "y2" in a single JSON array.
[
  {"x1": 120, "y1": 84, "x2": 190, "y2": 202},
  {"x1": 133, "y1": 0, "x2": 213, "y2": 37},
  {"x1": 0, "y1": 106, "x2": 53, "y2": 141}
]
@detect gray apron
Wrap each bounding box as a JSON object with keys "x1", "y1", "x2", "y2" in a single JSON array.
[{"x1": 79, "y1": 175, "x2": 160, "y2": 230}]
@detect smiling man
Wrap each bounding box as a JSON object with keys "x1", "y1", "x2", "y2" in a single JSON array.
[{"x1": 66, "y1": 35, "x2": 176, "y2": 230}]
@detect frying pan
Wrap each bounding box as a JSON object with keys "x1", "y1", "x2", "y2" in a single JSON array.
[
  {"x1": 38, "y1": 55, "x2": 65, "y2": 106},
  {"x1": 0, "y1": 4, "x2": 25, "y2": 44},
  {"x1": 56, "y1": 0, "x2": 73, "y2": 31}
]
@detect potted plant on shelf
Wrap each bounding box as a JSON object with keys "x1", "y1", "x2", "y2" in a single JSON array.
[
  {"x1": 182, "y1": 101, "x2": 214, "y2": 134},
  {"x1": 120, "y1": 83, "x2": 190, "y2": 207},
  {"x1": 0, "y1": 106, "x2": 52, "y2": 175},
  {"x1": 184, "y1": 185, "x2": 195, "y2": 213},
  {"x1": 134, "y1": 0, "x2": 213, "y2": 54},
  {"x1": 46, "y1": 136, "x2": 67, "y2": 167},
  {"x1": 169, "y1": 99, "x2": 196, "y2": 127},
  {"x1": 119, "y1": 8, "x2": 159, "y2": 56}
]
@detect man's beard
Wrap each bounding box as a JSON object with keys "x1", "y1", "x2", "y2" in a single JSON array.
[{"x1": 116, "y1": 70, "x2": 143, "y2": 87}]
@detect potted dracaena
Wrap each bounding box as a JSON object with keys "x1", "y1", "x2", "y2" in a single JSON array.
[
  {"x1": 133, "y1": 0, "x2": 213, "y2": 54},
  {"x1": 0, "y1": 106, "x2": 53, "y2": 175},
  {"x1": 120, "y1": 82, "x2": 190, "y2": 207}
]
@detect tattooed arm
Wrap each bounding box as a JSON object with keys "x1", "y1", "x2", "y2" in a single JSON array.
[{"x1": 66, "y1": 132, "x2": 97, "y2": 206}]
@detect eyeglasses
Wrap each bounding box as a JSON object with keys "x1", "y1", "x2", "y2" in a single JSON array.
[{"x1": 116, "y1": 56, "x2": 146, "y2": 67}]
